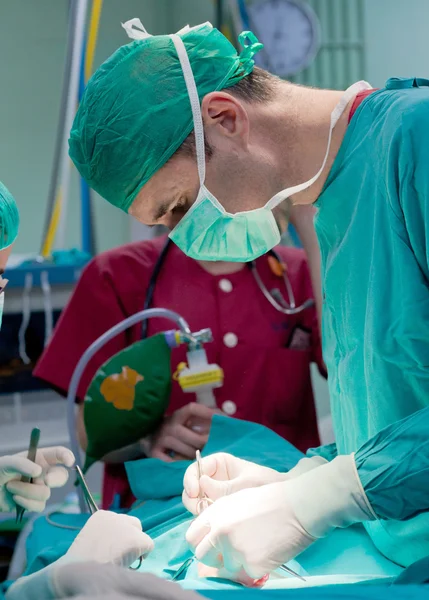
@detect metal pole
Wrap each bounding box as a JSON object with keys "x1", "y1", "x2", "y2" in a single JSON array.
[
  {"x1": 55, "y1": 0, "x2": 89, "y2": 250},
  {"x1": 39, "y1": 2, "x2": 76, "y2": 254}
]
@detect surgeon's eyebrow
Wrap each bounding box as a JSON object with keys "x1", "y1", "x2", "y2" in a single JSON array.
[{"x1": 0, "y1": 269, "x2": 4, "y2": 276}]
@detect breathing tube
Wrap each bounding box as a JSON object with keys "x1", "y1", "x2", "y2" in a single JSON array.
[{"x1": 66, "y1": 308, "x2": 196, "y2": 512}]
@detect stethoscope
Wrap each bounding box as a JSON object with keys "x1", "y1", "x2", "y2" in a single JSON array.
[{"x1": 141, "y1": 239, "x2": 314, "y2": 338}]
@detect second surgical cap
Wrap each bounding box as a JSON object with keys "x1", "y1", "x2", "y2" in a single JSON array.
[
  {"x1": 0, "y1": 182, "x2": 19, "y2": 250},
  {"x1": 69, "y1": 21, "x2": 262, "y2": 213}
]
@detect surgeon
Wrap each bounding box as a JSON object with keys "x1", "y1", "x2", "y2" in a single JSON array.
[{"x1": 68, "y1": 18, "x2": 429, "y2": 572}]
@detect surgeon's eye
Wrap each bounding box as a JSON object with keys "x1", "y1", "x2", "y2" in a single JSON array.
[
  {"x1": 171, "y1": 199, "x2": 189, "y2": 216},
  {"x1": 166, "y1": 199, "x2": 190, "y2": 230}
]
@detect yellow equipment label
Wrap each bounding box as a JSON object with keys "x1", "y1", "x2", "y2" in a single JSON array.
[{"x1": 178, "y1": 368, "x2": 224, "y2": 389}]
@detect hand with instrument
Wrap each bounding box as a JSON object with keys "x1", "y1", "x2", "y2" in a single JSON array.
[
  {"x1": 186, "y1": 454, "x2": 377, "y2": 579},
  {"x1": 74, "y1": 466, "x2": 149, "y2": 570},
  {"x1": 183, "y1": 452, "x2": 327, "y2": 514},
  {"x1": 150, "y1": 403, "x2": 220, "y2": 462},
  {"x1": 176, "y1": 451, "x2": 302, "y2": 586},
  {"x1": 0, "y1": 445, "x2": 75, "y2": 514},
  {"x1": 61, "y1": 510, "x2": 154, "y2": 568},
  {"x1": 5, "y1": 470, "x2": 155, "y2": 600}
]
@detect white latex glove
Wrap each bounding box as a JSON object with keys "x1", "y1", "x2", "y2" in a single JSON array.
[
  {"x1": 183, "y1": 452, "x2": 327, "y2": 514},
  {"x1": 60, "y1": 510, "x2": 154, "y2": 568},
  {"x1": 6, "y1": 562, "x2": 201, "y2": 600},
  {"x1": 0, "y1": 447, "x2": 75, "y2": 513},
  {"x1": 186, "y1": 454, "x2": 377, "y2": 579}
]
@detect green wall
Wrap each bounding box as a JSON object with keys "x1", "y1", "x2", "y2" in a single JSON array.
[
  {"x1": 364, "y1": 0, "x2": 429, "y2": 87},
  {"x1": 0, "y1": 0, "x2": 168, "y2": 254},
  {"x1": 2, "y1": 0, "x2": 429, "y2": 256},
  {"x1": 167, "y1": 0, "x2": 429, "y2": 88},
  {"x1": 167, "y1": 0, "x2": 214, "y2": 26}
]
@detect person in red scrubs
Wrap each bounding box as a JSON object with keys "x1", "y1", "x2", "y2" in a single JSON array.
[{"x1": 35, "y1": 217, "x2": 325, "y2": 510}]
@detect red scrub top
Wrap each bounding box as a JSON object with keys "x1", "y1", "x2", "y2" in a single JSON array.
[
  {"x1": 349, "y1": 89, "x2": 375, "y2": 121},
  {"x1": 35, "y1": 237, "x2": 323, "y2": 509}
]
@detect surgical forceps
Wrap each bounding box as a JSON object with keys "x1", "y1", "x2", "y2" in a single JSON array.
[
  {"x1": 75, "y1": 466, "x2": 143, "y2": 570},
  {"x1": 75, "y1": 466, "x2": 99, "y2": 515}
]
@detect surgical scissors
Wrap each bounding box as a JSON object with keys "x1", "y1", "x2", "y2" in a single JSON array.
[
  {"x1": 74, "y1": 466, "x2": 143, "y2": 570},
  {"x1": 75, "y1": 466, "x2": 99, "y2": 515}
]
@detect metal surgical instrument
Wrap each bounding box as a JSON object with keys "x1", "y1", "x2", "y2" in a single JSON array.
[{"x1": 16, "y1": 428, "x2": 41, "y2": 524}]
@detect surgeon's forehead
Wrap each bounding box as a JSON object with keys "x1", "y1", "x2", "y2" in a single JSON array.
[{"x1": 130, "y1": 154, "x2": 198, "y2": 225}]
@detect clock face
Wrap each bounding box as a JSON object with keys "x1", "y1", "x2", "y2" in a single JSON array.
[{"x1": 246, "y1": 0, "x2": 320, "y2": 76}]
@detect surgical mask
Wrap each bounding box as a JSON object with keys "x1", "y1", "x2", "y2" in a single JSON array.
[{"x1": 168, "y1": 32, "x2": 372, "y2": 261}]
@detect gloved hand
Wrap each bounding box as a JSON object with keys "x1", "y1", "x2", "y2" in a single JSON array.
[
  {"x1": 60, "y1": 510, "x2": 154, "y2": 568},
  {"x1": 186, "y1": 454, "x2": 377, "y2": 579},
  {"x1": 183, "y1": 452, "x2": 327, "y2": 514},
  {"x1": 6, "y1": 562, "x2": 202, "y2": 600},
  {"x1": 0, "y1": 447, "x2": 75, "y2": 513}
]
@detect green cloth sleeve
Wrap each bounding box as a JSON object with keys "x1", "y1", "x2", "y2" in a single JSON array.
[
  {"x1": 306, "y1": 443, "x2": 338, "y2": 462},
  {"x1": 398, "y1": 93, "x2": 429, "y2": 279},
  {"x1": 355, "y1": 406, "x2": 429, "y2": 521}
]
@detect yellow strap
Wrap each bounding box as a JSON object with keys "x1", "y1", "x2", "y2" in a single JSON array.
[
  {"x1": 221, "y1": 24, "x2": 232, "y2": 42},
  {"x1": 85, "y1": 0, "x2": 103, "y2": 83},
  {"x1": 41, "y1": 190, "x2": 62, "y2": 257}
]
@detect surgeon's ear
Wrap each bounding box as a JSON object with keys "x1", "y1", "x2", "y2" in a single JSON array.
[{"x1": 201, "y1": 91, "x2": 249, "y2": 149}]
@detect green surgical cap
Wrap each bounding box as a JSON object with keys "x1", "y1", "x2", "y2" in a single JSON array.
[
  {"x1": 69, "y1": 22, "x2": 263, "y2": 213},
  {"x1": 0, "y1": 181, "x2": 19, "y2": 250}
]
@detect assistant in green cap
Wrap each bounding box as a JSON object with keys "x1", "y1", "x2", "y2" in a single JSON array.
[
  {"x1": 69, "y1": 20, "x2": 261, "y2": 213},
  {"x1": 0, "y1": 181, "x2": 19, "y2": 251}
]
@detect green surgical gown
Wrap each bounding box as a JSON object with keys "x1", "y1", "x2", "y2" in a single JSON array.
[{"x1": 314, "y1": 77, "x2": 429, "y2": 567}]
